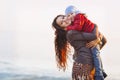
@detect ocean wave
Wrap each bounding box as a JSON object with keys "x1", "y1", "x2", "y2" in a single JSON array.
[
  {"x1": 0, "y1": 61, "x2": 120, "y2": 80},
  {"x1": 0, "y1": 72, "x2": 120, "y2": 80},
  {"x1": 0, "y1": 73, "x2": 70, "y2": 80}
]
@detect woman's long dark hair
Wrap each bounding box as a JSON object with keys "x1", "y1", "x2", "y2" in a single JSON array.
[{"x1": 52, "y1": 15, "x2": 70, "y2": 71}]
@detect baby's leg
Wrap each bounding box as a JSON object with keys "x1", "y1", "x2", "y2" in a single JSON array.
[
  {"x1": 91, "y1": 46, "x2": 104, "y2": 80},
  {"x1": 99, "y1": 56, "x2": 108, "y2": 78}
]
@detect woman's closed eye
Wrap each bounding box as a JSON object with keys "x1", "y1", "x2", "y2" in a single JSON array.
[
  {"x1": 62, "y1": 16, "x2": 65, "y2": 19},
  {"x1": 61, "y1": 16, "x2": 66, "y2": 25}
]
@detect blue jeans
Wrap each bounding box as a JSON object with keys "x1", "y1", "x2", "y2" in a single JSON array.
[{"x1": 91, "y1": 45, "x2": 104, "y2": 80}]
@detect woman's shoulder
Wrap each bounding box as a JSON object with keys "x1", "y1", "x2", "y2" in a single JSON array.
[
  {"x1": 67, "y1": 30, "x2": 82, "y2": 40},
  {"x1": 67, "y1": 30, "x2": 81, "y2": 35},
  {"x1": 67, "y1": 30, "x2": 73, "y2": 35}
]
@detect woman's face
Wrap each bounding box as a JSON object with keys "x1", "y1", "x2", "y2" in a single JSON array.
[{"x1": 56, "y1": 15, "x2": 72, "y2": 29}]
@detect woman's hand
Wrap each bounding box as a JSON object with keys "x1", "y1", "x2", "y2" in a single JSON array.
[{"x1": 86, "y1": 38, "x2": 101, "y2": 48}]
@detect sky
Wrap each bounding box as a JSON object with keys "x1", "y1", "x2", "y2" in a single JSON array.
[{"x1": 0, "y1": 0, "x2": 120, "y2": 77}]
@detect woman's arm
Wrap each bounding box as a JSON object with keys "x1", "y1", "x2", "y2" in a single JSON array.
[
  {"x1": 92, "y1": 24, "x2": 99, "y2": 39},
  {"x1": 100, "y1": 35, "x2": 107, "y2": 49},
  {"x1": 86, "y1": 38, "x2": 101, "y2": 48},
  {"x1": 86, "y1": 33, "x2": 107, "y2": 49},
  {"x1": 67, "y1": 30, "x2": 98, "y2": 41}
]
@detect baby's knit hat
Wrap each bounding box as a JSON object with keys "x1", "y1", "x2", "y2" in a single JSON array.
[{"x1": 65, "y1": 5, "x2": 80, "y2": 15}]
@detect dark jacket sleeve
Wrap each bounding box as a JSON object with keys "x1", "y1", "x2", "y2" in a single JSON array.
[
  {"x1": 67, "y1": 30, "x2": 97, "y2": 41},
  {"x1": 100, "y1": 35, "x2": 107, "y2": 49}
]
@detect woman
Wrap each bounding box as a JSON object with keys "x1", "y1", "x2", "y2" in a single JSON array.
[{"x1": 52, "y1": 15, "x2": 105, "y2": 80}]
